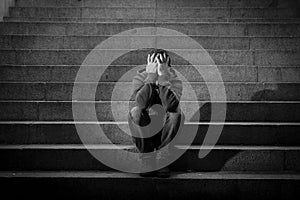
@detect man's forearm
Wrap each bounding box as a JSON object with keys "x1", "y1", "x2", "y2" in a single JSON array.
[
  {"x1": 158, "y1": 85, "x2": 180, "y2": 112},
  {"x1": 133, "y1": 72, "x2": 157, "y2": 110},
  {"x1": 135, "y1": 83, "x2": 153, "y2": 109}
]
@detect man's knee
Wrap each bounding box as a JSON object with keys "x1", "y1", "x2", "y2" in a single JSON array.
[
  {"x1": 128, "y1": 106, "x2": 150, "y2": 126},
  {"x1": 167, "y1": 111, "x2": 185, "y2": 125}
]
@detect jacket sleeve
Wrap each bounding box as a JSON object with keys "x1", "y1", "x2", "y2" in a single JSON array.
[
  {"x1": 157, "y1": 69, "x2": 183, "y2": 112},
  {"x1": 132, "y1": 72, "x2": 157, "y2": 110}
]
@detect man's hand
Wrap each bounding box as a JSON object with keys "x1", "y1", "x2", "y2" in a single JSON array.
[
  {"x1": 146, "y1": 53, "x2": 158, "y2": 74},
  {"x1": 156, "y1": 53, "x2": 170, "y2": 76}
]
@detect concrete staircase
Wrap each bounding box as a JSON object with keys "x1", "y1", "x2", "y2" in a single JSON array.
[{"x1": 0, "y1": 0, "x2": 300, "y2": 199}]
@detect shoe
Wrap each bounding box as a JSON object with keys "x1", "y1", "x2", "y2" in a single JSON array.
[
  {"x1": 139, "y1": 171, "x2": 157, "y2": 177},
  {"x1": 156, "y1": 167, "x2": 170, "y2": 178}
]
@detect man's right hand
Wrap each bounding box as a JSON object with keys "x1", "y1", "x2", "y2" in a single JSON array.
[{"x1": 146, "y1": 53, "x2": 158, "y2": 74}]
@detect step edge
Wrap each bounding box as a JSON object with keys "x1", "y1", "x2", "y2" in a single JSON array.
[
  {"x1": 1, "y1": 121, "x2": 299, "y2": 125},
  {"x1": 1, "y1": 171, "x2": 300, "y2": 180},
  {"x1": 0, "y1": 100, "x2": 299, "y2": 103},
  {"x1": 0, "y1": 144, "x2": 300, "y2": 150}
]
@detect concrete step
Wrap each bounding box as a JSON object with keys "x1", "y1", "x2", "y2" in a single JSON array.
[
  {"x1": 1, "y1": 65, "x2": 300, "y2": 83},
  {"x1": 0, "y1": 144, "x2": 299, "y2": 171},
  {"x1": 1, "y1": 171, "x2": 299, "y2": 200},
  {"x1": 1, "y1": 49, "x2": 300, "y2": 65},
  {"x1": 0, "y1": 82, "x2": 299, "y2": 101},
  {"x1": 0, "y1": 101, "x2": 299, "y2": 122},
  {"x1": 5, "y1": 17, "x2": 300, "y2": 23},
  {"x1": 8, "y1": 7, "x2": 300, "y2": 19},
  {"x1": 1, "y1": 22, "x2": 300, "y2": 36},
  {"x1": 0, "y1": 122, "x2": 299, "y2": 146},
  {"x1": 14, "y1": 0, "x2": 294, "y2": 8},
  {"x1": 1, "y1": 35, "x2": 300, "y2": 50}
]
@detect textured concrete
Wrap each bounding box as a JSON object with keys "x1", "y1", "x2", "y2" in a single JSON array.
[
  {"x1": 2, "y1": 35, "x2": 300, "y2": 50},
  {"x1": 0, "y1": 82, "x2": 300, "y2": 101},
  {"x1": 8, "y1": 7, "x2": 299, "y2": 19},
  {"x1": 0, "y1": 35, "x2": 250, "y2": 50},
  {"x1": 15, "y1": 0, "x2": 156, "y2": 7},
  {"x1": 258, "y1": 66, "x2": 300, "y2": 82},
  {"x1": 0, "y1": 122, "x2": 299, "y2": 146},
  {"x1": 1, "y1": 22, "x2": 300, "y2": 36},
  {"x1": 0, "y1": 49, "x2": 255, "y2": 65},
  {"x1": 5, "y1": 17, "x2": 300, "y2": 23},
  {"x1": 2, "y1": 65, "x2": 300, "y2": 83},
  {"x1": 1, "y1": 49, "x2": 300, "y2": 65},
  {"x1": 0, "y1": 49, "x2": 298, "y2": 65},
  {"x1": 0, "y1": 171, "x2": 299, "y2": 200},
  {"x1": 0, "y1": 144, "x2": 299, "y2": 171},
  {"x1": 14, "y1": 0, "x2": 296, "y2": 8},
  {"x1": 0, "y1": 101, "x2": 299, "y2": 122}
]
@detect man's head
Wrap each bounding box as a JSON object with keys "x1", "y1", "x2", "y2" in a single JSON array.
[{"x1": 148, "y1": 49, "x2": 171, "y2": 67}]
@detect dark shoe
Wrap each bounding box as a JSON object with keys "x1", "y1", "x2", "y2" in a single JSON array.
[
  {"x1": 156, "y1": 167, "x2": 170, "y2": 178},
  {"x1": 139, "y1": 171, "x2": 157, "y2": 177}
]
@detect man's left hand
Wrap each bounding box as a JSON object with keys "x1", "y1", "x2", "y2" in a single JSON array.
[{"x1": 156, "y1": 53, "x2": 170, "y2": 76}]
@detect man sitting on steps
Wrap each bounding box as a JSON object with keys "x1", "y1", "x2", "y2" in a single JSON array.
[{"x1": 128, "y1": 49, "x2": 184, "y2": 178}]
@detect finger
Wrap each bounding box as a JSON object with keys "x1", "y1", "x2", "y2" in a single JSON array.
[
  {"x1": 150, "y1": 53, "x2": 156, "y2": 62},
  {"x1": 155, "y1": 56, "x2": 161, "y2": 64},
  {"x1": 159, "y1": 54, "x2": 164, "y2": 63},
  {"x1": 163, "y1": 52, "x2": 167, "y2": 61},
  {"x1": 167, "y1": 56, "x2": 170, "y2": 65},
  {"x1": 147, "y1": 54, "x2": 150, "y2": 63},
  {"x1": 156, "y1": 54, "x2": 161, "y2": 63}
]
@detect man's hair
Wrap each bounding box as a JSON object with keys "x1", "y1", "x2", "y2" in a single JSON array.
[{"x1": 148, "y1": 48, "x2": 171, "y2": 66}]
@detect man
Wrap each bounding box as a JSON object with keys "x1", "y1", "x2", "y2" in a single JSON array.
[{"x1": 128, "y1": 49, "x2": 184, "y2": 178}]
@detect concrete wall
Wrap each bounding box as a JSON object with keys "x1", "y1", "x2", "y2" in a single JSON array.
[{"x1": 0, "y1": 0, "x2": 14, "y2": 21}]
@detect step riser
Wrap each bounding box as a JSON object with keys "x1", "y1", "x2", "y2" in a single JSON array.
[
  {"x1": 1, "y1": 175, "x2": 299, "y2": 200},
  {"x1": 1, "y1": 23, "x2": 300, "y2": 36},
  {"x1": 0, "y1": 102, "x2": 299, "y2": 122},
  {"x1": 1, "y1": 65, "x2": 300, "y2": 83},
  {"x1": 0, "y1": 147, "x2": 298, "y2": 171},
  {"x1": 1, "y1": 36, "x2": 300, "y2": 50},
  {"x1": 0, "y1": 83, "x2": 299, "y2": 101},
  {"x1": 1, "y1": 123, "x2": 299, "y2": 146},
  {"x1": 1, "y1": 50, "x2": 300, "y2": 65},
  {"x1": 6, "y1": 17, "x2": 300, "y2": 23},
  {"x1": 14, "y1": 0, "x2": 291, "y2": 8},
  {"x1": 9, "y1": 7, "x2": 300, "y2": 19}
]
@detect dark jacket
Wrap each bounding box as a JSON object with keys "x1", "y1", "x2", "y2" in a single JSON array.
[{"x1": 132, "y1": 66, "x2": 183, "y2": 113}]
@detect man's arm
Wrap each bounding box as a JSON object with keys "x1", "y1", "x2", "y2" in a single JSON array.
[
  {"x1": 156, "y1": 54, "x2": 183, "y2": 112},
  {"x1": 132, "y1": 53, "x2": 158, "y2": 110},
  {"x1": 157, "y1": 72, "x2": 182, "y2": 112},
  {"x1": 133, "y1": 73, "x2": 157, "y2": 110}
]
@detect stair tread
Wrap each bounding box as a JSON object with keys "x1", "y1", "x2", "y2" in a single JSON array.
[
  {"x1": 2, "y1": 21, "x2": 300, "y2": 24},
  {"x1": 1, "y1": 48, "x2": 299, "y2": 50},
  {"x1": 1, "y1": 64, "x2": 298, "y2": 67},
  {"x1": 1, "y1": 121, "x2": 299, "y2": 125},
  {"x1": 0, "y1": 100, "x2": 299, "y2": 102},
  {"x1": 1, "y1": 34, "x2": 300, "y2": 38},
  {"x1": 10, "y1": 6, "x2": 297, "y2": 8},
  {"x1": 0, "y1": 144, "x2": 299, "y2": 150},
  {"x1": 6, "y1": 18, "x2": 300, "y2": 23},
  {"x1": 1, "y1": 171, "x2": 299, "y2": 179},
  {"x1": 1, "y1": 81, "x2": 299, "y2": 83}
]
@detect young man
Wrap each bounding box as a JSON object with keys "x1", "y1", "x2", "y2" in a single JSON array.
[{"x1": 128, "y1": 49, "x2": 184, "y2": 178}]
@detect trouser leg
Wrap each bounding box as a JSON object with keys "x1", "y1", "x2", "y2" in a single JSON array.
[
  {"x1": 157, "y1": 111, "x2": 185, "y2": 151},
  {"x1": 129, "y1": 106, "x2": 184, "y2": 152},
  {"x1": 128, "y1": 106, "x2": 159, "y2": 153}
]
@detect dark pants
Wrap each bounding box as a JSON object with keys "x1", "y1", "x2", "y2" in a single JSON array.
[{"x1": 128, "y1": 99, "x2": 184, "y2": 154}]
